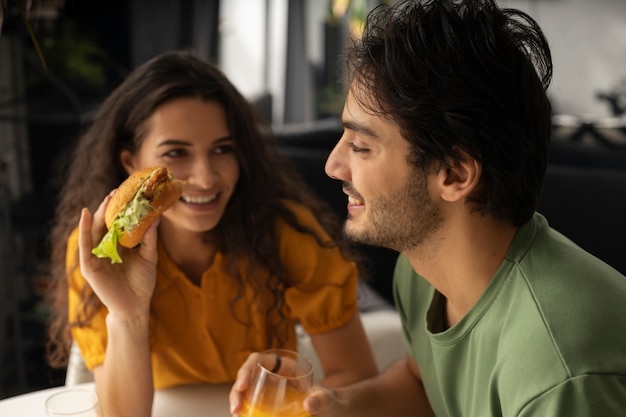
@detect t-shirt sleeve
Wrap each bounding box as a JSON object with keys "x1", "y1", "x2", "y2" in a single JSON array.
[
  {"x1": 518, "y1": 374, "x2": 626, "y2": 416},
  {"x1": 279, "y1": 202, "x2": 359, "y2": 335},
  {"x1": 66, "y1": 228, "x2": 109, "y2": 370}
]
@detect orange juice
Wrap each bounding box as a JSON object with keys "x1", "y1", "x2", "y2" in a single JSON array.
[{"x1": 241, "y1": 385, "x2": 309, "y2": 417}]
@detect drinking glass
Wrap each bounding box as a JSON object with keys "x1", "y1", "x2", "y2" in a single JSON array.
[
  {"x1": 241, "y1": 348, "x2": 314, "y2": 417},
  {"x1": 45, "y1": 389, "x2": 103, "y2": 417}
]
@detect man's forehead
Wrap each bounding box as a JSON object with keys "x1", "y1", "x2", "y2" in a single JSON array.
[{"x1": 342, "y1": 88, "x2": 399, "y2": 137}]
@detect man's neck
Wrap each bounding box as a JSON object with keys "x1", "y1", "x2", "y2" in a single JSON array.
[{"x1": 404, "y1": 213, "x2": 517, "y2": 327}]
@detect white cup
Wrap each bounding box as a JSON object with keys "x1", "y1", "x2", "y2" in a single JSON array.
[{"x1": 45, "y1": 389, "x2": 102, "y2": 417}]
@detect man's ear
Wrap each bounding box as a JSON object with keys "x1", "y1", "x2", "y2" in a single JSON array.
[
  {"x1": 120, "y1": 150, "x2": 137, "y2": 176},
  {"x1": 437, "y1": 158, "x2": 481, "y2": 203}
]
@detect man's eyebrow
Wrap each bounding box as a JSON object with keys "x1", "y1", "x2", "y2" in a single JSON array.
[{"x1": 342, "y1": 120, "x2": 378, "y2": 139}]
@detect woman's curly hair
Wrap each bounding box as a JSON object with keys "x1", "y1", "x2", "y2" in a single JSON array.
[{"x1": 46, "y1": 50, "x2": 362, "y2": 368}]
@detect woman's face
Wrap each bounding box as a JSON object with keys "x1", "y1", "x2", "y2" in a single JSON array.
[{"x1": 121, "y1": 97, "x2": 240, "y2": 236}]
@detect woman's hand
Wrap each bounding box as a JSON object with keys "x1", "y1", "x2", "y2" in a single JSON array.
[
  {"x1": 78, "y1": 193, "x2": 159, "y2": 319},
  {"x1": 229, "y1": 351, "x2": 343, "y2": 417},
  {"x1": 229, "y1": 351, "x2": 261, "y2": 416}
]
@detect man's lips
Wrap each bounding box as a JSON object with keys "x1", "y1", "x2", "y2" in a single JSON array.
[{"x1": 343, "y1": 186, "x2": 364, "y2": 207}]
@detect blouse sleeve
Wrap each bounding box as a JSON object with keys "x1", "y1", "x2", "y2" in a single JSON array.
[
  {"x1": 66, "y1": 228, "x2": 109, "y2": 370},
  {"x1": 279, "y1": 202, "x2": 359, "y2": 335}
]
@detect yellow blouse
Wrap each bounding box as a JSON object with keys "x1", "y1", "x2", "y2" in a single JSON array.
[{"x1": 67, "y1": 201, "x2": 358, "y2": 388}]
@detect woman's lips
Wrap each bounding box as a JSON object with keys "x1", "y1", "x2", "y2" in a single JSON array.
[{"x1": 181, "y1": 194, "x2": 218, "y2": 204}]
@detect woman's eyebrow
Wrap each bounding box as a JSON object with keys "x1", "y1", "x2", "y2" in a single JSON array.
[
  {"x1": 214, "y1": 136, "x2": 235, "y2": 143},
  {"x1": 157, "y1": 139, "x2": 190, "y2": 147},
  {"x1": 156, "y1": 136, "x2": 234, "y2": 147}
]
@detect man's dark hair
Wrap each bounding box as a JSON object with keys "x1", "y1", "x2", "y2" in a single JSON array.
[{"x1": 344, "y1": 0, "x2": 553, "y2": 226}]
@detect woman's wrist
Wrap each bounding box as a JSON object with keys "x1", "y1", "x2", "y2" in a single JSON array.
[{"x1": 106, "y1": 309, "x2": 151, "y2": 335}]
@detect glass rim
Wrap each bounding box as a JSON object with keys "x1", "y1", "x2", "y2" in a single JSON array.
[
  {"x1": 45, "y1": 389, "x2": 99, "y2": 415},
  {"x1": 257, "y1": 348, "x2": 314, "y2": 379}
]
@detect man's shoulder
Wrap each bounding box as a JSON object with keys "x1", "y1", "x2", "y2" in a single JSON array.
[
  {"x1": 518, "y1": 215, "x2": 626, "y2": 303},
  {"x1": 505, "y1": 221, "x2": 626, "y2": 375}
]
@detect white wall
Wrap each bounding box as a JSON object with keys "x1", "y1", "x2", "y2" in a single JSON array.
[
  {"x1": 218, "y1": 0, "x2": 289, "y2": 124},
  {"x1": 218, "y1": 0, "x2": 269, "y2": 99},
  {"x1": 219, "y1": 0, "x2": 626, "y2": 122},
  {"x1": 499, "y1": 0, "x2": 626, "y2": 117}
]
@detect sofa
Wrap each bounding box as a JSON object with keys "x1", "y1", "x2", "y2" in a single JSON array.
[
  {"x1": 540, "y1": 138, "x2": 626, "y2": 275},
  {"x1": 274, "y1": 118, "x2": 626, "y2": 307}
]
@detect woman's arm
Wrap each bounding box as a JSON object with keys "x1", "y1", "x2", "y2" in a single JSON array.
[
  {"x1": 309, "y1": 314, "x2": 378, "y2": 386},
  {"x1": 92, "y1": 312, "x2": 154, "y2": 417},
  {"x1": 77, "y1": 198, "x2": 159, "y2": 417}
]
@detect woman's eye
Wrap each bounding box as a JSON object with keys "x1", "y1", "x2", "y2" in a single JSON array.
[
  {"x1": 163, "y1": 148, "x2": 187, "y2": 158},
  {"x1": 214, "y1": 143, "x2": 235, "y2": 154},
  {"x1": 348, "y1": 142, "x2": 369, "y2": 153}
]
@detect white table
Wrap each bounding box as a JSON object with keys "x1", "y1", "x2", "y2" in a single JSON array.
[
  {"x1": 0, "y1": 382, "x2": 232, "y2": 417},
  {"x1": 0, "y1": 310, "x2": 405, "y2": 417}
]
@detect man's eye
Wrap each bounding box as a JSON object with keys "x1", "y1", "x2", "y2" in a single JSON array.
[{"x1": 349, "y1": 142, "x2": 369, "y2": 153}]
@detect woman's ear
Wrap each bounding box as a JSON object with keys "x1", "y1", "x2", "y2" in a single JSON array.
[
  {"x1": 120, "y1": 150, "x2": 136, "y2": 176},
  {"x1": 438, "y1": 158, "x2": 481, "y2": 203}
]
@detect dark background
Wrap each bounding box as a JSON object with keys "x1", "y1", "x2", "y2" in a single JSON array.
[{"x1": 1, "y1": 0, "x2": 221, "y2": 398}]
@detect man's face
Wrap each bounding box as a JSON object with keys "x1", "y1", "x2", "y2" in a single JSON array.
[{"x1": 325, "y1": 87, "x2": 443, "y2": 253}]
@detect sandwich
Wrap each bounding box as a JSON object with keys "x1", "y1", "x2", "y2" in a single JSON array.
[{"x1": 92, "y1": 166, "x2": 183, "y2": 263}]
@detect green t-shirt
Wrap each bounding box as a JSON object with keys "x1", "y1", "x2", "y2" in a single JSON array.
[{"x1": 394, "y1": 213, "x2": 626, "y2": 416}]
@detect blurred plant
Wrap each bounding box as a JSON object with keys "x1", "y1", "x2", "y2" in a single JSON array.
[
  {"x1": 2, "y1": 0, "x2": 109, "y2": 95},
  {"x1": 347, "y1": 0, "x2": 367, "y2": 39},
  {"x1": 26, "y1": 17, "x2": 108, "y2": 94},
  {"x1": 327, "y1": 0, "x2": 391, "y2": 38},
  {"x1": 328, "y1": 0, "x2": 350, "y2": 25},
  {"x1": 1, "y1": 0, "x2": 49, "y2": 69},
  {"x1": 318, "y1": 0, "x2": 387, "y2": 117}
]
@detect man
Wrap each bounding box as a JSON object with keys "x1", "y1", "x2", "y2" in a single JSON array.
[{"x1": 229, "y1": 0, "x2": 626, "y2": 415}]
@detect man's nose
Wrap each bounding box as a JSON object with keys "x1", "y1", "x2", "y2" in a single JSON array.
[{"x1": 325, "y1": 138, "x2": 349, "y2": 182}]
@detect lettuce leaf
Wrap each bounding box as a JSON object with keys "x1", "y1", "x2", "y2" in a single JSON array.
[
  {"x1": 91, "y1": 222, "x2": 123, "y2": 263},
  {"x1": 91, "y1": 192, "x2": 154, "y2": 264}
]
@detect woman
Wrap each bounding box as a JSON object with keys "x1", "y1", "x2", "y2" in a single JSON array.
[{"x1": 46, "y1": 50, "x2": 377, "y2": 417}]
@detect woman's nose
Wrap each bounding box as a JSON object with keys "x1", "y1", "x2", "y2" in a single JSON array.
[{"x1": 188, "y1": 158, "x2": 218, "y2": 189}]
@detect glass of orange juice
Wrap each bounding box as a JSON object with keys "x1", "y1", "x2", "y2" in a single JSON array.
[{"x1": 241, "y1": 348, "x2": 314, "y2": 417}]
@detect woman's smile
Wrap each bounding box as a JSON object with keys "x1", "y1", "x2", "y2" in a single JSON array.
[
  {"x1": 122, "y1": 97, "x2": 240, "y2": 236},
  {"x1": 181, "y1": 194, "x2": 218, "y2": 205}
]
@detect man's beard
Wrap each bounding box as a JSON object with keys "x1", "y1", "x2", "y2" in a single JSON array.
[{"x1": 343, "y1": 172, "x2": 443, "y2": 253}]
